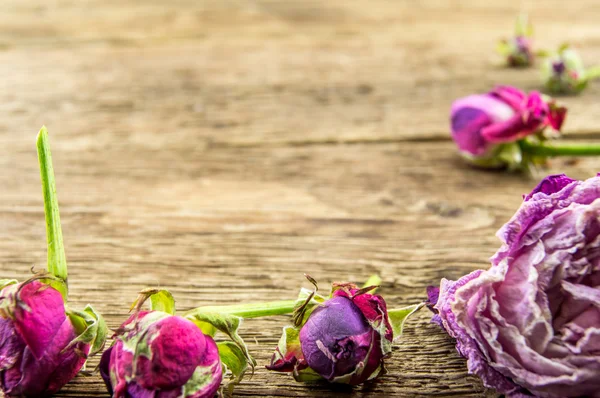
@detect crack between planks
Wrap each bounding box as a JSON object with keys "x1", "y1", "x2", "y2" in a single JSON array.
[{"x1": 208, "y1": 131, "x2": 600, "y2": 149}]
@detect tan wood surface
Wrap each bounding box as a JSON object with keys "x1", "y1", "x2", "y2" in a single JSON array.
[{"x1": 1, "y1": 1, "x2": 600, "y2": 397}]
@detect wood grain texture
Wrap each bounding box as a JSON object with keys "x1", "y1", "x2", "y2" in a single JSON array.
[{"x1": 1, "y1": 1, "x2": 600, "y2": 397}]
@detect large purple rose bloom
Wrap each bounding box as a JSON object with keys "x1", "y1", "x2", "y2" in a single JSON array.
[
  {"x1": 100, "y1": 310, "x2": 222, "y2": 398},
  {"x1": 428, "y1": 174, "x2": 600, "y2": 397},
  {"x1": 0, "y1": 280, "x2": 90, "y2": 397}
]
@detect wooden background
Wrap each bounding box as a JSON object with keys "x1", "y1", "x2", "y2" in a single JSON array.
[{"x1": 1, "y1": 1, "x2": 600, "y2": 396}]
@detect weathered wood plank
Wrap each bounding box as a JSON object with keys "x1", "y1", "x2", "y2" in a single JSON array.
[
  {"x1": 0, "y1": 0, "x2": 600, "y2": 150},
  {"x1": 1, "y1": 0, "x2": 600, "y2": 396},
  {"x1": 2, "y1": 140, "x2": 600, "y2": 396}
]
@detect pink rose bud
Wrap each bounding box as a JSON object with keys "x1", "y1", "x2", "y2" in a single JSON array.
[
  {"x1": 450, "y1": 85, "x2": 566, "y2": 169},
  {"x1": 428, "y1": 174, "x2": 600, "y2": 397},
  {"x1": 100, "y1": 310, "x2": 222, "y2": 398},
  {"x1": 0, "y1": 280, "x2": 90, "y2": 397}
]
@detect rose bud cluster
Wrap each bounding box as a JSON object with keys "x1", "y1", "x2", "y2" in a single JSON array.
[
  {"x1": 497, "y1": 15, "x2": 535, "y2": 67},
  {"x1": 427, "y1": 174, "x2": 600, "y2": 398},
  {"x1": 0, "y1": 128, "x2": 106, "y2": 397},
  {"x1": 450, "y1": 85, "x2": 566, "y2": 169},
  {"x1": 267, "y1": 277, "x2": 422, "y2": 385},
  {"x1": 101, "y1": 289, "x2": 257, "y2": 398},
  {"x1": 542, "y1": 45, "x2": 600, "y2": 95}
]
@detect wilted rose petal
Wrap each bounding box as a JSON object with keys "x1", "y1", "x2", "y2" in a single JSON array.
[{"x1": 429, "y1": 174, "x2": 600, "y2": 398}]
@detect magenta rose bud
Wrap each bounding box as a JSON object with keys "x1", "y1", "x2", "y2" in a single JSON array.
[
  {"x1": 100, "y1": 310, "x2": 222, "y2": 398},
  {"x1": 450, "y1": 86, "x2": 566, "y2": 169},
  {"x1": 429, "y1": 174, "x2": 600, "y2": 397},
  {"x1": 0, "y1": 280, "x2": 90, "y2": 397}
]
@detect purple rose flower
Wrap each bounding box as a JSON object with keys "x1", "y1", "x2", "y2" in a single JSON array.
[
  {"x1": 498, "y1": 15, "x2": 535, "y2": 68},
  {"x1": 541, "y1": 46, "x2": 599, "y2": 95},
  {"x1": 506, "y1": 36, "x2": 534, "y2": 67},
  {"x1": 0, "y1": 280, "x2": 90, "y2": 397},
  {"x1": 428, "y1": 174, "x2": 600, "y2": 397},
  {"x1": 100, "y1": 310, "x2": 222, "y2": 398},
  {"x1": 268, "y1": 282, "x2": 396, "y2": 385},
  {"x1": 450, "y1": 86, "x2": 566, "y2": 168}
]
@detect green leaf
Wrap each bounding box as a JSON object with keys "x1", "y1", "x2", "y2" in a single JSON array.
[
  {"x1": 585, "y1": 65, "x2": 600, "y2": 81},
  {"x1": 269, "y1": 325, "x2": 302, "y2": 370},
  {"x1": 292, "y1": 287, "x2": 327, "y2": 326},
  {"x1": 130, "y1": 288, "x2": 176, "y2": 315},
  {"x1": 149, "y1": 290, "x2": 175, "y2": 314},
  {"x1": 218, "y1": 341, "x2": 250, "y2": 393},
  {"x1": 387, "y1": 303, "x2": 424, "y2": 342},
  {"x1": 0, "y1": 279, "x2": 18, "y2": 291},
  {"x1": 496, "y1": 40, "x2": 510, "y2": 56},
  {"x1": 558, "y1": 42, "x2": 570, "y2": 54},
  {"x1": 65, "y1": 304, "x2": 108, "y2": 356},
  {"x1": 293, "y1": 367, "x2": 323, "y2": 383},
  {"x1": 37, "y1": 127, "x2": 68, "y2": 300},
  {"x1": 185, "y1": 311, "x2": 256, "y2": 371}
]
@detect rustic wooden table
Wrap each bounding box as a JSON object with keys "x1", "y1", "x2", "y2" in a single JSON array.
[{"x1": 1, "y1": 1, "x2": 599, "y2": 397}]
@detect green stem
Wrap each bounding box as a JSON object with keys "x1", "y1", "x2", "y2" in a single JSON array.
[
  {"x1": 37, "y1": 127, "x2": 68, "y2": 299},
  {"x1": 586, "y1": 66, "x2": 600, "y2": 81},
  {"x1": 520, "y1": 140, "x2": 600, "y2": 157},
  {"x1": 184, "y1": 299, "x2": 298, "y2": 319}
]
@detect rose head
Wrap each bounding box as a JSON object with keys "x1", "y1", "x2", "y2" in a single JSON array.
[
  {"x1": 506, "y1": 36, "x2": 534, "y2": 67},
  {"x1": 498, "y1": 15, "x2": 534, "y2": 68},
  {"x1": 0, "y1": 280, "x2": 90, "y2": 397},
  {"x1": 100, "y1": 310, "x2": 222, "y2": 398},
  {"x1": 450, "y1": 86, "x2": 566, "y2": 168},
  {"x1": 542, "y1": 47, "x2": 588, "y2": 95},
  {"x1": 268, "y1": 282, "x2": 396, "y2": 385},
  {"x1": 429, "y1": 174, "x2": 600, "y2": 397}
]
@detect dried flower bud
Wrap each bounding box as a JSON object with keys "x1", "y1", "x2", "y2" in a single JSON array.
[
  {"x1": 497, "y1": 15, "x2": 534, "y2": 67},
  {"x1": 100, "y1": 311, "x2": 222, "y2": 398},
  {"x1": 267, "y1": 278, "x2": 422, "y2": 386},
  {"x1": 542, "y1": 46, "x2": 589, "y2": 95},
  {"x1": 0, "y1": 280, "x2": 90, "y2": 397},
  {"x1": 450, "y1": 85, "x2": 566, "y2": 169}
]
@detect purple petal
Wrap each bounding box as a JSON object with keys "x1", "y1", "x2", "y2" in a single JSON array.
[
  {"x1": 136, "y1": 316, "x2": 207, "y2": 390},
  {"x1": 450, "y1": 94, "x2": 515, "y2": 156},
  {"x1": 299, "y1": 296, "x2": 374, "y2": 382}
]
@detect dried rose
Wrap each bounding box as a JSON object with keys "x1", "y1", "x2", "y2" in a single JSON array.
[
  {"x1": 0, "y1": 128, "x2": 106, "y2": 396},
  {"x1": 428, "y1": 174, "x2": 600, "y2": 397},
  {"x1": 267, "y1": 276, "x2": 422, "y2": 385},
  {"x1": 101, "y1": 289, "x2": 261, "y2": 398},
  {"x1": 542, "y1": 45, "x2": 600, "y2": 95},
  {"x1": 0, "y1": 280, "x2": 89, "y2": 397},
  {"x1": 100, "y1": 311, "x2": 222, "y2": 398},
  {"x1": 497, "y1": 15, "x2": 535, "y2": 67},
  {"x1": 450, "y1": 85, "x2": 566, "y2": 170}
]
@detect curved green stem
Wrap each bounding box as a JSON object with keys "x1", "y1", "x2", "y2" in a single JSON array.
[
  {"x1": 184, "y1": 300, "x2": 298, "y2": 319},
  {"x1": 520, "y1": 140, "x2": 600, "y2": 157},
  {"x1": 37, "y1": 127, "x2": 68, "y2": 299}
]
